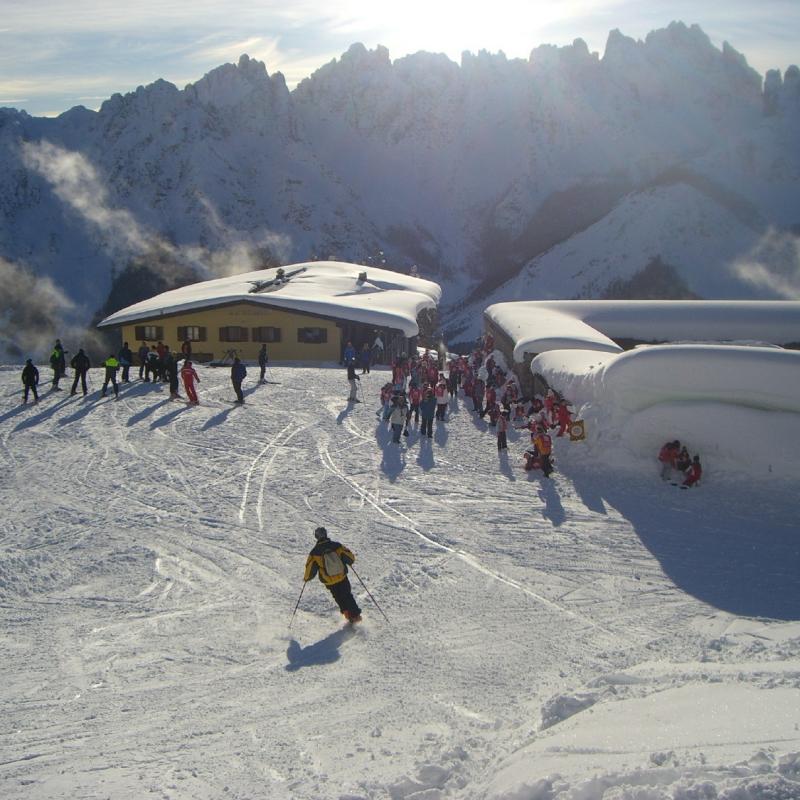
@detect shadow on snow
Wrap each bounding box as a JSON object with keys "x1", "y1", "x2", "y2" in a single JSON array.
[
  {"x1": 284, "y1": 627, "x2": 356, "y2": 671},
  {"x1": 568, "y1": 464, "x2": 800, "y2": 620}
]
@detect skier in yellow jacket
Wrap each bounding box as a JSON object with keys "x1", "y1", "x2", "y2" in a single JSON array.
[{"x1": 304, "y1": 527, "x2": 362, "y2": 623}]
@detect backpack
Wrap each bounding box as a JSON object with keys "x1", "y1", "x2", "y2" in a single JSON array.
[{"x1": 323, "y1": 549, "x2": 345, "y2": 578}]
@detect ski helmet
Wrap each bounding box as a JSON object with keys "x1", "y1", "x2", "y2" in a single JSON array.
[{"x1": 314, "y1": 526, "x2": 328, "y2": 541}]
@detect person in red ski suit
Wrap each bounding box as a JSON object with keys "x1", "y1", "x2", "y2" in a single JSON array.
[
  {"x1": 555, "y1": 401, "x2": 572, "y2": 437},
  {"x1": 658, "y1": 440, "x2": 681, "y2": 480},
  {"x1": 682, "y1": 455, "x2": 702, "y2": 487},
  {"x1": 481, "y1": 386, "x2": 496, "y2": 419},
  {"x1": 181, "y1": 360, "x2": 200, "y2": 404}
]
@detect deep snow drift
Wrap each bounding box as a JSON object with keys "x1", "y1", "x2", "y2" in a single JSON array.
[{"x1": 1, "y1": 362, "x2": 798, "y2": 799}]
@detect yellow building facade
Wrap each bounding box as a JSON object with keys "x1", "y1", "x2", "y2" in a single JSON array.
[{"x1": 121, "y1": 302, "x2": 342, "y2": 362}]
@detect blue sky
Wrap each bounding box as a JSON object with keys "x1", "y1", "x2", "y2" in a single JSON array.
[{"x1": 1, "y1": 0, "x2": 798, "y2": 116}]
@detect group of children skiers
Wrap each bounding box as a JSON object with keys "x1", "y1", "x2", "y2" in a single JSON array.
[{"x1": 361, "y1": 337, "x2": 574, "y2": 478}]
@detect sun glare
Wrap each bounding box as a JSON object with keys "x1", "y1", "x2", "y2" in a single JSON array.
[{"x1": 333, "y1": 0, "x2": 589, "y2": 62}]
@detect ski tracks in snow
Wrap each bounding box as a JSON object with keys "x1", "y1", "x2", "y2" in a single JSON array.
[{"x1": 317, "y1": 439, "x2": 618, "y2": 641}]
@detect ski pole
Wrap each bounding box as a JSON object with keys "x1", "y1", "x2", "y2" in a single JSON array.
[
  {"x1": 350, "y1": 566, "x2": 389, "y2": 623},
  {"x1": 288, "y1": 581, "x2": 307, "y2": 629}
]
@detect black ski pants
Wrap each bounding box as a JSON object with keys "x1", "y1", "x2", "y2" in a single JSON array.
[
  {"x1": 23, "y1": 382, "x2": 38, "y2": 402},
  {"x1": 102, "y1": 373, "x2": 118, "y2": 396},
  {"x1": 328, "y1": 578, "x2": 361, "y2": 617},
  {"x1": 421, "y1": 417, "x2": 433, "y2": 437},
  {"x1": 71, "y1": 370, "x2": 88, "y2": 395},
  {"x1": 233, "y1": 380, "x2": 244, "y2": 403}
]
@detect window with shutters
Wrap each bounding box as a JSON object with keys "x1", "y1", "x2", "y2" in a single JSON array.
[
  {"x1": 219, "y1": 326, "x2": 249, "y2": 342},
  {"x1": 177, "y1": 325, "x2": 207, "y2": 342},
  {"x1": 297, "y1": 327, "x2": 328, "y2": 344},
  {"x1": 134, "y1": 325, "x2": 163, "y2": 341},
  {"x1": 252, "y1": 326, "x2": 281, "y2": 343}
]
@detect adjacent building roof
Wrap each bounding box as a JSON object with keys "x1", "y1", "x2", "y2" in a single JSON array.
[
  {"x1": 99, "y1": 261, "x2": 442, "y2": 338},
  {"x1": 485, "y1": 300, "x2": 800, "y2": 362}
]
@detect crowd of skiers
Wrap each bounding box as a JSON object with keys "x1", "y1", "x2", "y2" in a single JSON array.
[
  {"x1": 348, "y1": 334, "x2": 578, "y2": 478},
  {"x1": 21, "y1": 339, "x2": 272, "y2": 406}
]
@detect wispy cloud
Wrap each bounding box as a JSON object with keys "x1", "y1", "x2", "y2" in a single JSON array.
[
  {"x1": 21, "y1": 141, "x2": 292, "y2": 283},
  {"x1": 733, "y1": 228, "x2": 800, "y2": 299}
]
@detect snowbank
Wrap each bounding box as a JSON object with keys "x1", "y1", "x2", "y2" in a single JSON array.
[
  {"x1": 532, "y1": 345, "x2": 800, "y2": 481},
  {"x1": 484, "y1": 682, "x2": 800, "y2": 800},
  {"x1": 486, "y1": 300, "x2": 800, "y2": 361},
  {"x1": 99, "y1": 261, "x2": 442, "y2": 337}
]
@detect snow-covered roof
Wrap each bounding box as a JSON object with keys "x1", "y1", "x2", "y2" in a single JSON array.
[
  {"x1": 485, "y1": 300, "x2": 800, "y2": 362},
  {"x1": 99, "y1": 261, "x2": 442, "y2": 338}
]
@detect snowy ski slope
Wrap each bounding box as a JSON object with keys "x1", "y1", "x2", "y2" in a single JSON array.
[{"x1": 0, "y1": 363, "x2": 798, "y2": 799}]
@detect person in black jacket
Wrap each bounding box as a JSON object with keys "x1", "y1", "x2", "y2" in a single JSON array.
[
  {"x1": 21, "y1": 359, "x2": 39, "y2": 404},
  {"x1": 231, "y1": 357, "x2": 247, "y2": 404},
  {"x1": 258, "y1": 344, "x2": 269, "y2": 383},
  {"x1": 70, "y1": 349, "x2": 91, "y2": 396},
  {"x1": 347, "y1": 360, "x2": 360, "y2": 402},
  {"x1": 303, "y1": 527, "x2": 362, "y2": 622},
  {"x1": 164, "y1": 347, "x2": 180, "y2": 399},
  {"x1": 50, "y1": 339, "x2": 66, "y2": 390}
]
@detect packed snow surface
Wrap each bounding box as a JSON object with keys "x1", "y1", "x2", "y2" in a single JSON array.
[
  {"x1": 99, "y1": 261, "x2": 442, "y2": 338},
  {"x1": 1, "y1": 362, "x2": 799, "y2": 799},
  {"x1": 485, "y1": 301, "x2": 800, "y2": 361}
]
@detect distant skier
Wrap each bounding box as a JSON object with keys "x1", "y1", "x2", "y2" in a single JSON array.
[
  {"x1": 658, "y1": 440, "x2": 681, "y2": 481},
  {"x1": 101, "y1": 354, "x2": 120, "y2": 398},
  {"x1": 497, "y1": 409, "x2": 509, "y2": 451},
  {"x1": 181, "y1": 360, "x2": 200, "y2": 405},
  {"x1": 372, "y1": 332, "x2": 384, "y2": 364},
  {"x1": 533, "y1": 426, "x2": 554, "y2": 477},
  {"x1": 303, "y1": 527, "x2": 362, "y2": 623},
  {"x1": 146, "y1": 346, "x2": 160, "y2": 383},
  {"x1": 258, "y1": 344, "x2": 269, "y2": 384},
  {"x1": 359, "y1": 342, "x2": 371, "y2": 374},
  {"x1": 118, "y1": 342, "x2": 133, "y2": 383},
  {"x1": 164, "y1": 347, "x2": 180, "y2": 399},
  {"x1": 419, "y1": 387, "x2": 437, "y2": 439},
  {"x1": 343, "y1": 340, "x2": 356, "y2": 364},
  {"x1": 555, "y1": 400, "x2": 572, "y2": 437},
  {"x1": 682, "y1": 455, "x2": 702, "y2": 488},
  {"x1": 434, "y1": 378, "x2": 448, "y2": 421},
  {"x1": 181, "y1": 339, "x2": 192, "y2": 362},
  {"x1": 389, "y1": 395, "x2": 407, "y2": 443},
  {"x1": 21, "y1": 359, "x2": 39, "y2": 404},
  {"x1": 347, "y1": 360, "x2": 360, "y2": 402},
  {"x1": 137, "y1": 342, "x2": 149, "y2": 380},
  {"x1": 231, "y1": 357, "x2": 247, "y2": 404},
  {"x1": 50, "y1": 339, "x2": 66, "y2": 390},
  {"x1": 70, "y1": 348, "x2": 91, "y2": 396}
]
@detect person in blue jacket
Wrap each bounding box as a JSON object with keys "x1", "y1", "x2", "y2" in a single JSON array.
[{"x1": 419, "y1": 387, "x2": 437, "y2": 439}]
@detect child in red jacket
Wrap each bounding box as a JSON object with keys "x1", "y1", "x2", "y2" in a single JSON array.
[{"x1": 682, "y1": 455, "x2": 702, "y2": 488}]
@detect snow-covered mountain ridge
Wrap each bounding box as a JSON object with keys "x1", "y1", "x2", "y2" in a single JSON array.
[{"x1": 0, "y1": 21, "x2": 798, "y2": 349}]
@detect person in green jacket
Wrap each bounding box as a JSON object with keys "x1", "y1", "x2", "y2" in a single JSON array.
[{"x1": 101, "y1": 355, "x2": 120, "y2": 398}]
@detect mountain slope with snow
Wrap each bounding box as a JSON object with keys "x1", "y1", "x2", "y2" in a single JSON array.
[
  {"x1": 1, "y1": 361, "x2": 798, "y2": 798},
  {"x1": 1, "y1": 22, "x2": 798, "y2": 351}
]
